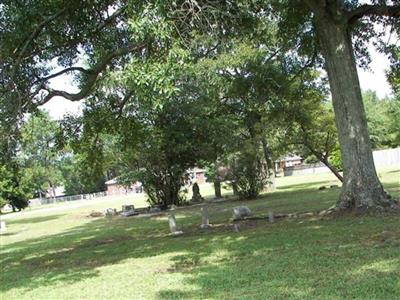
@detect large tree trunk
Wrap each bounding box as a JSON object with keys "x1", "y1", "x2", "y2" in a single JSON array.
[{"x1": 312, "y1": 9, "x2": 393, "y2": 210}]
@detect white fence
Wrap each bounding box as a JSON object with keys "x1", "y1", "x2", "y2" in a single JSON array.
[
  {"x1": 283, "y1": 163, "x2": 331, "y2": 177},
  {"x1": 31, "y1": 189, "x2": 144, "y2": 207},
  {"x1": 29, "y1": 191, "x2": 109, "y2": 206},
  {"x1": 283, "y1": 147, "x2": 400, "y2": 177},
  {"x1": 0, "y1": 189, "x2": 144, "y2": 212},
  {"x1": 373, "y1": 147, "x2": 400, "y2": 167}
]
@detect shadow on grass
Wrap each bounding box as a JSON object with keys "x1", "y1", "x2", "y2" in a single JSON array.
[
  {"x1": 156, "y1": 216, "x2": 400, "y2": 299},
  {"x1": 7, "y1": 214, "x2": 66, "y2": 225},
  {"x1": 1, "y1": 190, "x2": 399, "y2": 299},
  {"x1": 0, "y1": 232, "x2": 19, "y2": 237},
  {"x1": 385, "y1": 169, "x2": 400, "y2": 175},
  {"x1": 276, "y1": 180, "x2": 335, "y2": 192}
]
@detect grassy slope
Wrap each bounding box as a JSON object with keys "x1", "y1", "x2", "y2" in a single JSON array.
[{"x1": 0, "y1": 168, "x2": 399, "y2": 300}]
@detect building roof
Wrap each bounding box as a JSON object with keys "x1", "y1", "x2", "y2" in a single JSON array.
[
  {"x1": 275, "y1": 154, "x2": 303, "y2": 163},
  {"x1": 188, "y1": 167, "x2": 206, "y2": 173}
]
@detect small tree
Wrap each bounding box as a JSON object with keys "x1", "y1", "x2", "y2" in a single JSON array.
[
  {"x1": 292, "y1": 102, "x2": 344, "y2": 182},
  {"x1": 0, "y1": 164, "x2": 31, "y2": 212},
  {"x1": 229, "y1": 138, "x2": 269, "y2": 200},
  {"x1": 20, "y1": 111, "x2": 63, "y2": 198}
]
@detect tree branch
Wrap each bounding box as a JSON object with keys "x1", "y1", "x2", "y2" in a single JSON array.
[
  {"x1": 38, "y1": 67, "x2": 92, "y2": 82},
  {"x1": 116, "y1": 91, "x2": 134, "y2": 120},
  {"x1": 96, "y1": 5, "x2": 127, "y2": 32},
  {"x1": 35, "y1": 43, "x2": 146, "y2": 105},
  {"x1": 347, "y1": 4, "x2": 400, "y2": 24},
  {"x1": 13, "y1": 8, "x2": 68, "y2": 65},
  {"x1": 285, "y1": 50, "x2": 318, "y2": 87}
]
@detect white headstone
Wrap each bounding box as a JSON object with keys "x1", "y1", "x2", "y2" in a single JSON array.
[
  {"x1": 232, "y1": 206, "x2": 251, "y2": 220},
  {"x1": 0, "y1": 221, "x2": 6, "y2": 233},
  {"x1": 168, "y1": 214, "x2": 183, "y2": 235},
  {"x1": 103, "y1": 208, "x2": 117, "y2": 217},
  {"x1": 200, "y1": 206, "x2": 210, "y2": 229},
  {"x1": 268, "y1": 211, "x2": 274, "y2": 223}
]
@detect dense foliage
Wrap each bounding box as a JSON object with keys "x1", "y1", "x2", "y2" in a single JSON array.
[{"x1": 1, "y1": 0, "x2": 399, "y2": 210}]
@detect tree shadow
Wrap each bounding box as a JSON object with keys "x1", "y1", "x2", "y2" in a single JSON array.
[
  {"x1": 0, "y1": 213, "x2": 238, "y2": 294},
  {"x1": 386, "y1": 169, "x2": 400, "y2": 175},
  {"x1": 1, "y1": 194, "x2": 399, "y2": 298},
  {"x1": 276, "y1": 180, "x2": 337, "y2": 192},
  {"x1": 156, "y1": 217, "x2": 400, "y2": 299},
  {"x1": 6, "y1": 214, "x2": 66, "y2": 225}
]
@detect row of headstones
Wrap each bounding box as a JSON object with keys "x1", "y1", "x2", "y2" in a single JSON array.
[
  {"x1": 102, "y1": 205, "x2": 137, "y2": 217},
  {"x1": 168, "y1": 205, "x2": 275, "y2": 235}
]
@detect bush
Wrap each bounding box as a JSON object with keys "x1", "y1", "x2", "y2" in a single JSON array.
[
  {"x1": 122, "y1": 167, "x2": 189, "y2": 209},
  {"x1": 0, "y1": 198, "x2": 8, "y2": 212},
  {"x1": 230, "y1": 147, "x2": 268, "y2": 200},
  {"x1": 0, "y1": 164, "x2": 31, "y2": 212},
  {"x1": 329, "y1": 148, "x2": 343, "y2": 171}
]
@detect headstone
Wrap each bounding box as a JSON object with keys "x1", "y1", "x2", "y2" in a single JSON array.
[
  {"x1": 0, "y1": 221, "x2": 6, "y2": 233},
  {"x1": 268, "y1": 211, "x2": 274, "y2": 223},
  {"x1": 232, "y1": 206, "x2": 251, "y2": 220},
  {"x1": 103, "y1": 208, "x2": 117, "y2": 217},
  {"x1": 191, "y1": 183, "x2": 204, "y2": 202},
  {"x1": 89, "y1": 211, "x2": 103, "y2": 217},
  {"x1": 120, "y1": 205, "x2": 137, "y2": 217},
  {"x1": 122, "y1": 205, "x2": 135, "y2": 212},
  {"x1": 168, "y1": 213, "x2": 183, "y2": 235},
  {"x1": 200, "y1": 206, "x2": 210, "y2": 229},
  {"x1": 120, "y1": 210, "x2": 138, "y2": 217},
  {"x1": 150, "y1": 207, "x2": 161, "y2": 213}
]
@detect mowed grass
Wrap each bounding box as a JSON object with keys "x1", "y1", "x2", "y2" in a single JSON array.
[{"x1": 0, "y1": 168, "x2": 399, "y2": 300}]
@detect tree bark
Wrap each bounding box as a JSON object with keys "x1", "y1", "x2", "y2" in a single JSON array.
[
  {"x1": 312, "y1": 8, "x2": 394, "y2": 209},
  {"x1": 306, "y1": 146, "x2": 344, "y2": 182},
  {"x1": 261, "y1": 138, "x2": 276, "y2": 191},
  {"x1": 232, "y1": 181, "x2": 239, "y2": 196},
  {"x1": 214, "y1": 180, "x2": 222, "y2": 198},
  {"x1": 320, "y1": 158, "x2": 343, "y2": 183}
]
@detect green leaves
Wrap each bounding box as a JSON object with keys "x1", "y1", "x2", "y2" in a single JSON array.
[
  {"x1": 363, "y1": 90, "x2": 400, "y2": 149},
  {"x1": 20, "y1": 111, "x2": 63, "y2": 193},
  {"x1": 128, "y1": 5, "x2": 172, "y2": 44}
]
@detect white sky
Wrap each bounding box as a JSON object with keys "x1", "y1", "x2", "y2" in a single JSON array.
[
  {"x1": 41, "y1": 75, "x2": 83, "y2": 120},
  {"x1": 358, "y1": 46, "x2": 392, "y2": 99},
  {"x1": 41, "y1": 45, "x2": 393, "y2": 120}
]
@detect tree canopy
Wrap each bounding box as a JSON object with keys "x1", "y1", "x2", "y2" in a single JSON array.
[{"x1": 1, "y1": 0, "x2": 399, "y2": 210}]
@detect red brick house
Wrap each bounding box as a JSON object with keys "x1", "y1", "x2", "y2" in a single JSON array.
[
  {"x1": 275, "y1": 155, "x2": 303, "y2": 173},
  {"x1": 188, "y1": 168, "x2": 207, "y2": 184},
  {"x1": 105, "y1": 179, "x2": 143, "y2": 195}
]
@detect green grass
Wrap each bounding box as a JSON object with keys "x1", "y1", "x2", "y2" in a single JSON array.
[{"x1": 1, "y1": 168, "x2": 399, "y2": 299}]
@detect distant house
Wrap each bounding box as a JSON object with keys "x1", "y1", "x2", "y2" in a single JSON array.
[
  {"x1": 187, "y1": 167, "x2": 207, "y2": 184},
  {"x1": 45, "y1": 186, "x2": 65, "y2": 198},
  {"x1": 275, "y1": 155, "x2": 303, "y2": 173},
  {"x1": 105, "y1": 179, "x2": 143, "y2": 195}
]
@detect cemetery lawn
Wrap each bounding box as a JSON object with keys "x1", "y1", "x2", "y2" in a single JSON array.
[{"x1": 1, "y1": 168, "x2": 399, "y2": 300}]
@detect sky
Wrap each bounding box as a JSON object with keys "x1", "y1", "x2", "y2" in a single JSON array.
[{"x1": 42, "y1": 45, "x2": 394, "y2": 120}]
